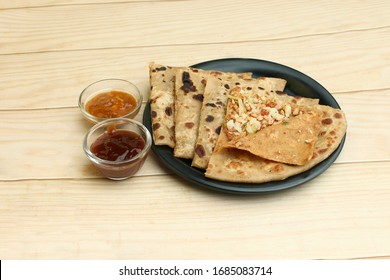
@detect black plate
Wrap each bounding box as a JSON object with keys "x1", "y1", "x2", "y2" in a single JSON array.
[{"x1": 143, "y1": 58, "x2": 346, "y2": 194}]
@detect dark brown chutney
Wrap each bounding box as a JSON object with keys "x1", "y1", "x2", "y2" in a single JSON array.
[{"x1": 91, "y1": 129, "x2": 145, "y2": 162}]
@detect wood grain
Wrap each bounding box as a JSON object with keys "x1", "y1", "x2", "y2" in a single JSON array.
[
  {"x1": 0, "y1": 0, "x2": 153, "y2": 10},
  {"x1": 0, "y1": 28, "x2": 389, "y2": 109},
  {"x1": 0, "y1": 105, "x2": 169, "y2": 180},
  {"x1": 1, "y1": 161, "x2": 389, "y2": 259},
  {"x1": 1, "y1": 1, "x2": 389, "y2": 54},
  {"x1": 1, "y1": 0, "x2": 389, "y2": 260}
]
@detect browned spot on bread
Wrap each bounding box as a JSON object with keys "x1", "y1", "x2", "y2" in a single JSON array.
[
  {"x1": 151, "y1": 111, "x2": 157, "y2": 118},
  {"x1": 272, "y1": 164, "x2": 284, "y2": 173},
  {"x1": 227, "y1": 160, "x2": 242, "y2": 169},
  {"x1": 158, "y1": 136, "x2": 165, "y2": 140},
  {"x1": 201, "y1": 79, "x2": 207, "y2": 85},
  {"x1": 155, "y1": 66, "x2": 166, "y2": 71},
  {"x1": 165, "y1": 106, "x2": 172, "y2": 116},
  {"x1": 224, "y1": 84, "x2": 230, "y2": 89},
  {"x1": 181, "y1": 71, "x2": 196, "y2": 93},
  {"x1": 195, "y1": 145, "x2": 206, "y2": 157},
  {"x1": 319, "y1": 131, "x2": 327, "y2": 136},
  {"x1": 318, "y1": 148, "x2": 328, "y2": 154},
  {"x1": 206, "y1": 115, "x2": 214, "y2": 122},
  {"x1": 334, "y1": 112, "x2": 342, "y2": 119},
  {"x1": 206, "y1": 102, "x2": 217, "y2": 107},
  {"x1": 330, "y1": 130, "x2": 336, "y2": 135},
  {"x1": 312, "y1": 152, "x2": 318, "y2": 159},
  {"x1": 322, "y1": 118, "x2": 333, "y2": 125},
  {"x1": 215, "y1": 126, "x2": 222, "y2": 135},
  {"x1": 152, "y1": 123, "x2": 160, "y2": 130},
  {"x1": 185, "y1": 122, "x2": 194, "y2": 129},
  {"x1": 193, "y1": 94, "x2": 204, "y2": 102}
]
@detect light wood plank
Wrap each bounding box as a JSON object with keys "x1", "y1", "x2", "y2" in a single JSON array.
[
  {"x1": 0, "y1": 28, "x2": 389, "y2": 109},
  {"x1": 353, "y1": 255, "x2": 390, "y2": 260},
  {"x1": 0, "y1": 88, "x2": 389, "y2": 180},
  {"x1": 0, "y1": 161, "x2": 389, "y2": 259},
  {"x1": 0, "y1": 0, "x2": 153, "y2": 10},
  {"x1": 0, "y1": 105, "x2": 169, "y2": 180},
  {"x1": 335, "y1": 88, "x2": 390, "y2": 163},
  {"x1": 0, "y1": 0, "x2": 389, "y2": 54}
]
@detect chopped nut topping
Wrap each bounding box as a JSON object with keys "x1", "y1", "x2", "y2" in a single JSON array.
[{"x1": 226, "y1": 87, "x2": 295, "y2": 135}]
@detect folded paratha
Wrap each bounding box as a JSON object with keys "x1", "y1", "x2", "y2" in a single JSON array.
[
  {"x1": 205, "y1": 104, "x2": 347, "y2": 183},
  {"x1": 191, "y1": 72, "x2": 252, "y2": 168},
  {"x1": 223, "y1": 111, "x2": 321, "y2": 165},
  {"x1": 192, "y1": 74, "x2": 286, "y2": 169},
  {"x1": 149, "y1": 62, "x2": 181, "y2": 148},
  {"x1": 173, "y1": 67, "x2": 210, "y2": 159},
  {"x1": 221, "y1": 85, "x2": 320, "y2": 143}
]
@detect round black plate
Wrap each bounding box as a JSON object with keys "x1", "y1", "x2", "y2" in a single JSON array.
[{"x1": 143, "y1": 58, "x2": 346, "y2": 194}]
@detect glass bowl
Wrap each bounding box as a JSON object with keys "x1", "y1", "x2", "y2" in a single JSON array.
[
  {"x1": 83, "y1": 118, "x2": 151, "y2": 180},
  {"x1": 79, "y1": 79, "x2": 142, "y2": 123}
]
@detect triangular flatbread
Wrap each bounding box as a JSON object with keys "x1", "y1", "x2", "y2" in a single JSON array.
[
  {"x1": 149, "y1": 62, "x2": 182, "y2": 148},
  {"x1": 205, "y1": 105, "x2": 347, "y2": 183},
  {"x1": 173, "y1": 67, "x2": 210, "y2": 159},
  {"x1": 222, "y1": 111, "x2": 321, "y2": 165},
  {"x1": 192, "y1": 75, "x2": 286, "y2": 169}
]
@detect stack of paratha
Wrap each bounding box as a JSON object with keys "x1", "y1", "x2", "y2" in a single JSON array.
[{"x1": 149, "y1": 62, "x2": 347, "y2": 184}]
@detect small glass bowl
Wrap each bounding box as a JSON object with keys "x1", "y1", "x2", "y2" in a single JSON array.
[
  {"x1": 78, "y1": 79, "x2": 142, "y2": 123},
  {"x1": 83, "y1": 118, "x2": 151, "y2": 180}
]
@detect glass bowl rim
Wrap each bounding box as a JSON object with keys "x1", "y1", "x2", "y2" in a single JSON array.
[
  {"x1": 83, "y1": 118, "x2": 152, "y2": 166},
  {"x1": 78, "y1": 78, "x2": 143, "y2": 123}
]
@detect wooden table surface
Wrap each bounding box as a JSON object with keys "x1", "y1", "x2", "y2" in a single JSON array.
[{"x1": 1, "y1": 0, "x2": 389, "y2": 260}]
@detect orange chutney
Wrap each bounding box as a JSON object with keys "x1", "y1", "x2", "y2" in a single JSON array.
[{"x1": 86, "y1": 90, "x2": 137, "y2": 118}]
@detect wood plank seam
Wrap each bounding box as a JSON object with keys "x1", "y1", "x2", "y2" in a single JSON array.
[
  {"x1": 1, "y1": 25, "x2": 389, "y2": 56},
  {"x1": 1, "y1": 160, "x2": 390, "y2": 182},
  {"x1": 0, "y1": 0, "x2": 185, "y2": 11}
]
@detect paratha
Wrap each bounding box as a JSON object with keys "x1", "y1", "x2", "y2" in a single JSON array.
[
  {"x1": 205, "y1": 105, "x2": 347, "y2": 183},
  {"x1": 191, "y1": 72, "x2": 252, "y2": 169},
  {"x1": 149, "y1": 62, "x2": 181, "y2": 148},
  {"x1": 223, "y1": 111, "x2": 321, "y2": 165},
  {"x1": 173, "y1": 67, "x2": 210, "y2": 159},
  {"x1": 221, "y1": 85, "x2": 319, "y2": 144},
  {"x1": 192, "y1": 74, "x2": 287, "y2": 169}
]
